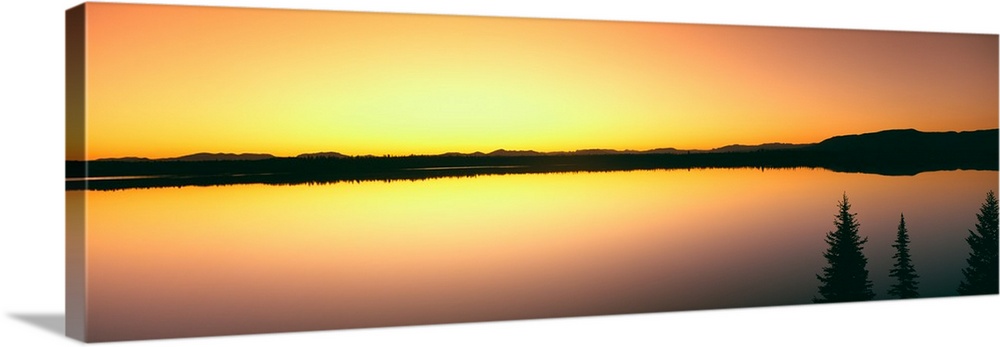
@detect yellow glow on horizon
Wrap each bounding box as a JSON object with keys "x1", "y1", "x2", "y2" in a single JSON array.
[{"x1": 76, "y1": 3, "x2": 998, "y2": 160}]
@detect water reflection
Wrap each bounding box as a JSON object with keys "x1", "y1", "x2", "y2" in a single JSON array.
[{"x1": 80, "y1": 168, "x2": 997, "y2": 341}]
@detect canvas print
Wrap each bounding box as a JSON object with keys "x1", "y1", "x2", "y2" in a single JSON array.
[{"x1": 66, "y1": 2, "x2": 998, "y2": 342}]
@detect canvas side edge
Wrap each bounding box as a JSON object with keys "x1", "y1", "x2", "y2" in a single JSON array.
[{"x1": 65, "y1": 2, "x2": 87, "y2": 342}]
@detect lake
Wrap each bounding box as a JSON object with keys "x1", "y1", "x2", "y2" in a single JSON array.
[{"x1": 70, "y1": 168, "x2": 997, "y2": 341}]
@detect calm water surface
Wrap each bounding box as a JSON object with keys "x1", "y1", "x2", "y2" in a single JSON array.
[{"x1": 75, "y1": 168, "x2": 997, "y2": 341}]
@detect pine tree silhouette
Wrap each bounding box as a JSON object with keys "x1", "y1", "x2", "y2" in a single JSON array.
[
  {"x1": 957, "y1": 190, "x2": 999, "y2": 295},
  {"x1": 815, "y1": 194, "x2": 875, "y2": 303},
  {"x1": 888, "y1": 213, "x2": 919, "y2": 299}
]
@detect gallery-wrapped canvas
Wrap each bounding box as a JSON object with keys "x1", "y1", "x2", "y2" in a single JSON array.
[{"x1": 66, "y1": 2, "x2": 998, "y2": 342}]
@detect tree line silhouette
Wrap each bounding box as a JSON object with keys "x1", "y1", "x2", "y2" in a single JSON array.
[
  {"x1": 814, "y1": 191, "x2": 999, "y2": 303},
  {"x1": 67, "y1": 149, "x2": 998, "y2": 191}
]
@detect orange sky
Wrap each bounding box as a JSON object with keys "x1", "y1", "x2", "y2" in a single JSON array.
[{"x1": 73, "y1": 2, "x2": 998, "y2": 160}]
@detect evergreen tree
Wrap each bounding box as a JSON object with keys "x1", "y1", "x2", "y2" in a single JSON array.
[
  {"x1": 957, "y1": 191, "x2": 999, "y2": 295},
  {"x1": 815, "y1": 194, "x2": 875, "y2": 303},
  {"x1": 888, "y1": 213, "x2": 919, "y2": 298}
]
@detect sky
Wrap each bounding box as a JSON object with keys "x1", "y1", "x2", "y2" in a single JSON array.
[{"x1": 73, "y1": 2, "x2": 998, "y2": 160}]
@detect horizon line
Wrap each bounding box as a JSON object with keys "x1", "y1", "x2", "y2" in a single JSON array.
[{"x1": 72, "y1": 127, "x2": 1000, "y2": 161}]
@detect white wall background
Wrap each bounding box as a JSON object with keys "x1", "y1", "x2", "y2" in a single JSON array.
[{"x1": 1, "y1": 1, "x2": 997, "y2": 346}]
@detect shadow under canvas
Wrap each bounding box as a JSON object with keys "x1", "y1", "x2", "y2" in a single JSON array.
[{"x1": 9, "y1": 313, "x2": 66, "y2": 337}]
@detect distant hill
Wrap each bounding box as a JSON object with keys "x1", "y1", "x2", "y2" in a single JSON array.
[
  {"x1": 429, "y1": 144, "x2": 804, "y2": 157},
  {"x1": 166, "y1": 152, "x2": 275, "y2": 161},
  {"x1": 94, "y1": 156, "x2": 151, "y2": 162},
  {"x1": 813, "y1": 128, "x2": 997, "y2": 153},
  {"x1": 799, "y1": 128, "x2": 998, "y2": 175},
  {"x1": 487, "y1": 149, "x2": 544, "y2": 156},
  {"x1": 296, "y1": 151, "x2": 348, "y2": 159},
  {"x1": 97, "y1": 153, "x2": 277, "y2": 162},
  {"x1": 711, "y1": 143, "x2": 808, "y2": 153}
]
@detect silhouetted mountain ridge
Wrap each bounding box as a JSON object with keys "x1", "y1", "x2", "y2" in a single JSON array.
[
  {"x1": 98, "y1": 152, "x2": 276, "y2": 161},
  {"x1": 296, "y1": 151, "x2": 348, "y2": 159},
  {"x1": 813, "y1": 128, "x2": 996, "y2": 153},
  {"x1": 797, "y1": 128, "x2": 997, "y2": 175},
  {"x1": 88, "y1": 128, "x2": 996, "y2": 161},
  {"x1": 68, "y1": 128, "x2": 997, "y2": 189},
  {"x1": 712, "y1": 143, "x2": 807, "y2": 152},
  {"x1": 169, "y1": 152, "x2": 275, "y2": 161}
]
